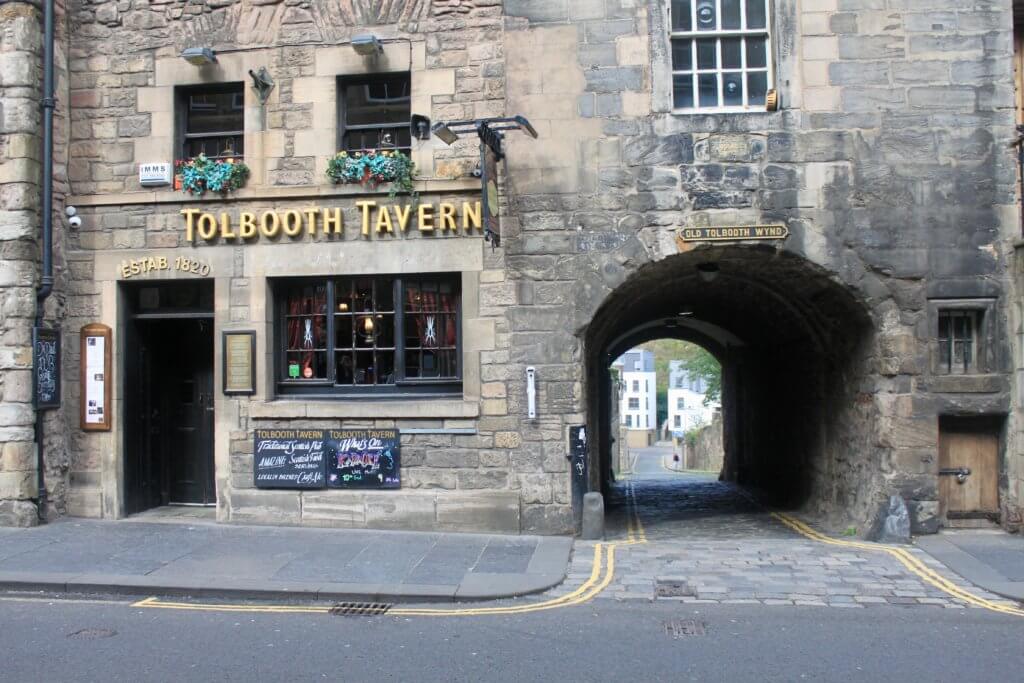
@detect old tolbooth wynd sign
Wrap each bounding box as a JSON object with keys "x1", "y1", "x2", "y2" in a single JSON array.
[{"x1": 180, "y1": 200, "x2": 484, "y2": 244}]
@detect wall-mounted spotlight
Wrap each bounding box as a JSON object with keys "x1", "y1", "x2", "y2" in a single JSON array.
[
  {"x1": 410, "y1": 114, "x2": 431, "y2": 141},
  {"x1": 66, "y1": 205, "x2": 81, "y2": 229},
  {"x1": 181, "y1": 47, "x2": 216, "y2": 66},
  {"x1": 351, "y1": 34, "x2": 383, "y2": 57},
  {"x1": 430, "y1": 121, "x2": 460, "y2": 145},
  {"x1": 249, "y1": 67, "x2": 275, "y2": 104},
  {"x1": 697, "y1": 262, "x2": 720, "y2": 283}
]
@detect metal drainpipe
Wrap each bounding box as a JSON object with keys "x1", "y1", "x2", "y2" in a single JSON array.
[{"x1": 34, "y1": 0, "x2": 55, "y2": 522}]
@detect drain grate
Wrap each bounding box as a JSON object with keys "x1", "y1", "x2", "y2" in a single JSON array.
[
  {"x1": 664, "y1": 619, "x2": 706, "y2": 638},
  {"x1": 655, "y1": 580, "x2": 695, "y2": 598},
  {"x1": 67, "y1": 628, "x2": 117, "y2": 640},
  {"x1": 329, "y1": 602, "x2": 392, "y2": 616}
]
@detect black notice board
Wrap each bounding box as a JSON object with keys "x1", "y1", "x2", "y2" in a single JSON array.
[
  {"x1": 327, "y1": 428, "x2": 401, "y2": 489},
  {"x1": 33, "y1": 326, "x2": 61, "y2": 410},
  {"x1": 253, "y1": 429, "x2": 327, "y2": 489}
]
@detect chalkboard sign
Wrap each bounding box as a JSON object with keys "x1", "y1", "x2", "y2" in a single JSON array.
[
  {"x1": 253, "y1": 429, "x2": 327, "y2": 489},
  {"x1": 33, "y1": 326, "x2": 61, "y2": 410},
  {"x1": 327, "y1": 429, "x2": 401, "y2": 489}
]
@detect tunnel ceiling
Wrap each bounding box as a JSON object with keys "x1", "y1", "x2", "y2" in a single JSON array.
[{"x1": 588, "y1": 246, "x2": 873, "y2": 360}]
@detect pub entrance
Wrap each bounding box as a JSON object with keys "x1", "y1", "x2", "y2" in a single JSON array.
[{"x1": 123, "y1": 281, "x2": 215, "y2": 514}]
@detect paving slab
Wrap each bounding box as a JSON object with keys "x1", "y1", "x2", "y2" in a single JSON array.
[
  {"x1": 0, "y1": 517, "x2": 571, "y2": 603},
  {"x1": 915, "y1": 531, "x2": 1024, "y2": 601}
]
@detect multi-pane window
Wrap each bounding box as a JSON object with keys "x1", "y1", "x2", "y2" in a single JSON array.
[
  {"x1": 338, "y1": 73, "x2": 412, "y2": 153},
  {"x1": 677, "y1": 397, "x2": 685, "y2": 409},
  {"x1": 628, "y1": 397, "x2": 640, "y2": 410},
  {"x1": 632, "y1": 380, "x2": 640, "y2": 392},
  {"x1": 674, "y1": 415, "x2": 682, "y2": 428},
  {"x1": 625, "y1": 414, "x2": 633, "y2": 428},
  {"x1": 177, "y1": 84, "x2": 244, "y2": 159},
  {"x1": 277, "y1": 275, "x2": 460, "y2": 396},
  {"x1": 669, "y1": 0, "x2": 772, "y2": 111},
  {"x1": 938, "y1": 310, "x2": 980, "y2": 375}
]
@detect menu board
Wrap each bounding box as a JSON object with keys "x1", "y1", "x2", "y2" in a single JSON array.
[
  {"x1": 80, "y1": 323, "x2": 111, "y2": 431},
  {"x1": 33, "y1": 326, "x2": 60, "y2": 409},
  {"x1": 253, "y1": 429, "x2": 327, "y2": 489},
  {"x1": 253, "y1": 428, "x2": 401, "y2": 490},
  {"x1": 327, "y1": 429, "x2": 401, "y2": 489}
]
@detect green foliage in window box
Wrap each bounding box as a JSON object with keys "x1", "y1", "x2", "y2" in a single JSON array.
[
  {"x1": 326, "y1": 149, "x2": 417, "y2": 200},
  {"x1": 175, "y1": 154, "x2": 250, "y2": 196}
]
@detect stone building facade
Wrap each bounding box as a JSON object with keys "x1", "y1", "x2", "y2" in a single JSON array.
[{"x1": 1, "y1": 0, "x2": 1022, "y2": 537}]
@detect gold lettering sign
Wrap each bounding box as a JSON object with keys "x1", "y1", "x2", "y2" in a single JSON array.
[
  {"x1": 677, "y1": 225, "x2": 789, "y2": 243},
  {"x1": 118, "y1": 255, "x2": 211, "y2": 279},
  {"x1": 181, "y1": 201, "x2": 484, "y2": 244}
]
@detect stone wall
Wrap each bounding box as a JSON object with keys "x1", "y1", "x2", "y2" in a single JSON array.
[
  {"x1": 500, "y1": 0, "x2": 1018, "y2": 533},
  {"x1": 687, "y1": 410, "x2": 723, "y2": 474}
]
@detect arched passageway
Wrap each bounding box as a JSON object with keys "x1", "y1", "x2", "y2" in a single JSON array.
[{"x1": 584, "y1": 245, "x2": 875, "y2": 523}]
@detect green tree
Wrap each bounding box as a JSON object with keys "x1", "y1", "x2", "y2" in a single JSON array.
[{"x1": 681, "y1": 347, "x2": 721, "y2": 406}]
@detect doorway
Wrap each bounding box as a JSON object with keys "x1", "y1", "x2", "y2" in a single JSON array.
[
  {"x1": 123, "y1": 281, "x2": 215, "y2": 514},
  {"x1": 938, "y1": 416, "x2": 1002, "y2": 527}
]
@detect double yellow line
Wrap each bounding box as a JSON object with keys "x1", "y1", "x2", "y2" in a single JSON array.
[
  {"x1": 773, "y1": 512, "x2": 1024, "y2": 618},
  {"x1": 134, "y1": 484, "x2": 651, "y2": 617}
]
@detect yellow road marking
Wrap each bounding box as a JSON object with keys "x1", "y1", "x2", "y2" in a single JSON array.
[
  {"x1": 772, "y1": 512, "x2": 1024, "y2": 618},
  {"x1": 133, "y1": 541, "x2": 618, "y2": 617}
]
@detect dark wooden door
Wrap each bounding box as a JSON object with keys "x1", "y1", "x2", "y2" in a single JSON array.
[
  {"x1": 125, "y1": 318, "x2": 214, "y2": 512},
  {"x1": 168, "y1": 322, "x2": 215, "y2": 505},
  {"x1": 938, "y1": 417, "x2": 1000, "y2": 522}
]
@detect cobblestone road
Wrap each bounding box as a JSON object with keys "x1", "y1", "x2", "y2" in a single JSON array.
[{"x1": 556, "y1": 447, "x2": 1014, "y2": 610}]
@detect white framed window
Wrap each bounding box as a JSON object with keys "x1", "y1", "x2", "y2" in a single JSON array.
[
  {"x1": 669, "y1": 0, "x2": 772, "y2": 112},
  {"x1": 628, "y1": 397, "x2": 640, "y2": 410},
  {"x1": 632, "y1": 380, "x2": 639, "y2": 392},
  {"x1": 626, "y1": 414, "x2": 633, "y2": 427}
]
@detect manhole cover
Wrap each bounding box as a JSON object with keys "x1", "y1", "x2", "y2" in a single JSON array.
[
  {"x1": 665, "y1": 620, "x2": 706, "y2": 638},
  {"x1": 656, "y1": 580, "x2": 694, "y2": 598},
  {"x1": 328, "y1": 602, "x2": 392, "y2": 616},
  {"x1": 67, "y1": 628, "x2": 117, "y2": 639}
]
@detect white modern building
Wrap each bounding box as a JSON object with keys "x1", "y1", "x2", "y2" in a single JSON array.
[
  {"x1": 667, "y1": 361, "x2": 718, "y2": 435},
  {"x1": 613, "y1": 349, "x2": 657, "y2": 446}
]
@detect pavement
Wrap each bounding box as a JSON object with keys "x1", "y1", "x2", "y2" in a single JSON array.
[
  {"x1": 916, "y1": 530, "x2": 1024, "y2": 601},
  {"x1": 0, "y1": 516, "x2": 572, "y2": 603}
]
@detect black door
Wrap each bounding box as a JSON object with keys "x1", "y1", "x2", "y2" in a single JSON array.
[{"x1": 125, "y1": 315, "x2": 215, "y2": 512}]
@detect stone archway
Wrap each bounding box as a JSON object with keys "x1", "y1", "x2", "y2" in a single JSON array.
[{"x1": 582, "y1": 245, "x2": 878, "y2": 529}]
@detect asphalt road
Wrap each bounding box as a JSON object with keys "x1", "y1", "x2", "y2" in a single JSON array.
[{"x1": 1, "y1": 594, "x2": 1022, "y2": 682}]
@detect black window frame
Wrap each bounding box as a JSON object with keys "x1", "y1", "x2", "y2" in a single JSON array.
[
  {"x1": 175, "y1": 82, "x2": 245, "y2": 161},
  {"x1": 336, "y1": 72, "x2": 412, "y2": 154},
  {"x1": 273, "y1": 274, "x2": 462, "y2": 398}
]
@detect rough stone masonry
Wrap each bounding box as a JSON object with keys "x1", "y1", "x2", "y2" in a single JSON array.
[{"x1": 0, "y1": 0, "x2": 1021, "y2": 536}]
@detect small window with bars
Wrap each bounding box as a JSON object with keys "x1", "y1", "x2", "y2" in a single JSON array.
[
  {"x1": 338, "y1": 73, "x2": 412, "y2": 153},
  {"x1": 669, "y1": 0, "x2": 772, "y2": 111},
  {"x1": 938, "y1": 310, "x2": 981, "y2": 375},
  {"x1": 177, "y1": 83, "x2": 244, "y2": 160}
]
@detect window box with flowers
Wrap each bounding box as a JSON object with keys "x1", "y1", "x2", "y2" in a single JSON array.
[
  {"x1": 326, "y1": 149, "x2": 416, "y2": 200},
  {"x1": 174, "y1": 154, "x2": 250, "y2": 196}
]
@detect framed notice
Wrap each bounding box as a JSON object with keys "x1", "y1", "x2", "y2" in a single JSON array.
[
  {"x1": 223, "y1": 330, "x2": 256, "y2": 395},
  {"x1": 80, "y1": 323, "x2": 112, "y2": 432}
]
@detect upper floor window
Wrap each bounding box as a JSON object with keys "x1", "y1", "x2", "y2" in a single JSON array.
[
  {"x1": 628, "y1": 397, "x2": 640, "y2": 410},
  {"x1": 669, "y1": 0, "x2": 772, "y2": 111},
  {"x1": 338, "y1": 73, "x2": 411, "y2": 153},
  {"x1": 632, "y1": 380, "x2": 640, "y2": 392},
  {"x1": 677, "y1": 397, "x2": 685, "y2": 409},
  {"x1": 177, "y1": 83, "x2": 244, "y2": 159}
]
